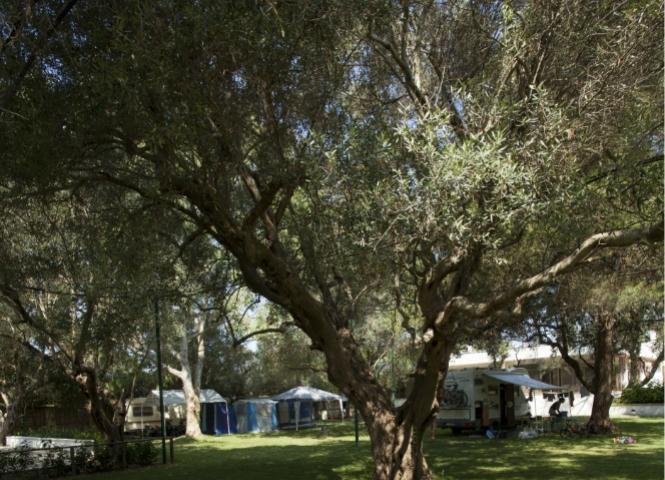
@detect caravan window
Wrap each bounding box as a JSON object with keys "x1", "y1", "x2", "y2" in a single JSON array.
[{"x1": 132, "y1": 406, "x2": 154, "y2": 417}]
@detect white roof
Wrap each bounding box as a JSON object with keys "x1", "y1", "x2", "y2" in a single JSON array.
[
  {"x1": 234, "y1": 398, "x2": 277, "y2": 405},
  {"x1": 483, "y1": 371, "x2": 563, "y2": 390},
  {"x1": 272, "y1": 386, "x2": 345, "y2": 402},
  {"x1": 147, "y1": 389, "x2": 226, "y2": 406},
  {"x1": 450, "y1": 336, "x2": 662, "y2": 369}
]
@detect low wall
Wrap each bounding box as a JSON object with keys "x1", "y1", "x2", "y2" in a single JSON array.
[
  {"x1": 530, "y1": 396, "x2": 663, "y2": 418},
  {"x1": 610, "y1": 404, "x2": 663, "y2": 417},
  {"x1": 6, "y1": 436, "x2": 94, "y2": 449}
]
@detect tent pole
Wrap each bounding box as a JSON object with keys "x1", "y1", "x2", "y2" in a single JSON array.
[{"x1": 226, "y1": 402, "x2": 230, "y2": 435}]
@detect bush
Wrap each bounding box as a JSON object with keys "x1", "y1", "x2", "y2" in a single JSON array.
[
  {"x1": 0, "y1": 445, "x2": 37, "y2": 474},
  {"x1": 42, "y1": 448, "x2": 69, "y2": 478},
  {"x1": 125, "y1": 441, "x2": 157, "y2": 466},
  {"x1": 617, "y1": 383, "x2": 664, "y2": 404},
  {"x1": 0, "y1": 439, "x2": 158, "y2": 477}
]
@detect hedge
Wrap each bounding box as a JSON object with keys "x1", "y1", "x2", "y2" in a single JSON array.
[{"x1": 617, "y1": 383, "x2": 664, "y2": 404}]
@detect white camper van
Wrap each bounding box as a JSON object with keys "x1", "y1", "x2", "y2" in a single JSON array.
[
  {"x1": 124, "y1": 396, "x2": 185, "y2": 435},
  {"x1": 436, "y1": 368, "x2": 561, "y2": 433}
]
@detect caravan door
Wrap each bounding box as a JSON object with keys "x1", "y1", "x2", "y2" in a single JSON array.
[{"x1": 499, "y1": 384, "x2": 515, "y2": 428}]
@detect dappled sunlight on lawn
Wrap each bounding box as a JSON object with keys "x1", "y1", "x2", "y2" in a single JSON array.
[{"x1": 73, "y1": 418, "x2": 662, "y2": 480}]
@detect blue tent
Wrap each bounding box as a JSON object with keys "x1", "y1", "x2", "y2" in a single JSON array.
[
  {"x1": 201, "y1": 401, "x2": 237, "y2": 435},
  {"x1": 234, "y1": 399, "x2": 278, "y2": 433}
]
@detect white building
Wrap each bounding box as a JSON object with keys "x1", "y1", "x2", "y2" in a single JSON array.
[{"x1": 448, "y1": 340, "x2": 663, "y2": 417}]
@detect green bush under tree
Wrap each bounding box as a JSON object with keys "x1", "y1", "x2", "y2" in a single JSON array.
[{"x1": 617, "y1": 383, "x2": 664, "y2": 404}]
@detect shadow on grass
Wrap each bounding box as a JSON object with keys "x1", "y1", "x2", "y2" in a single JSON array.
[
  {"x1": 76, "y1": 438, "x2": 374, "y2": 480},
  {"x1": 424, "y1": 418, "x2": 664, "y2": 480},
  {"x1": 73, "y1": 418, "x2": 662, "y2": 480}
]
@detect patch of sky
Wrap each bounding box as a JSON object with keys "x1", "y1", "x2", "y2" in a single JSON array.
[
  {"x1": 323, "y1": 99, "x2": 343, "y2": 115},
  {"x1": 349, "y1": 64, "x2": 369, "y2": 82},
  {"x1": 70, "y1": 30, "x2": 88, "y2": 48},
  {"x1": 432, "y1": 249, "x2": 451, "y2": 263},
  {"x1": 289, "y1": 54, "x2": 302, "y2": 72},
  {"x1": 386, "y1": 83, "x2": 401, "y2": 100},
  {"x1": 452, "y1": 96, "x2": 465, "y2": 119},
  {"x1": 43, "y1": 55, "x2": 71, "y2": 86},
  {"x1": 404, "y1": 115, "x2": 418, "y2": 130},
  {"x1": 294, "y1": 120, "x2": 311, "y2": 142},
  {"x1": 0, "y1": 12, "x2": 12, "y2": 40},
  {"x1": 231, "y1": 70, "x2": 247, "y2": 89},
  {"x1": 245, "y1": 339, "x2": 259, "y2": 352}
]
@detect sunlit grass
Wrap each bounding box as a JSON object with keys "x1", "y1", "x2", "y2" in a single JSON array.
[{"x1": 75, "y1": 417, "x2": 663, "y2": 480}]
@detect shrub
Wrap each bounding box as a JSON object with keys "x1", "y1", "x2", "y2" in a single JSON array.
[
  {"x1": 0, "y1": 445, "x2": 37, "y2": 474},
  {"x1": 617, "y1": 383, "x2": 664, "y2": 404},
  {"x1": 125, "y1": 441, "x2": 157, "y2": 466},
  {"x1": 43, "y1": 448, "x2": 69, "y2": 478}
]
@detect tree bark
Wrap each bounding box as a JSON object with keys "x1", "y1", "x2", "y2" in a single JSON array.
[
  {"x1": 77, "y1": 368, "x2": 124, "y2": 444},
  {"x1": 167, "y1": 313, "x2": 206, "y2": 438},
  {"x1": 166, "y1": 366, "x2": 202, "y2": 437},
  {"x1": 367, "y1": 414, "x2": 431, "y2": 480},
  {"x1": 182, "y1": 376, "x2": 202, "y2": 437},
  {"x1": 639, "y1": 350, "x2": 664, "y2": 387},
  {"x1": 587, "y1": 315, "x2": 615, "y2": 433},
  {"x1": 628, "y1": 348, "x2": 642, "y2": 387}
]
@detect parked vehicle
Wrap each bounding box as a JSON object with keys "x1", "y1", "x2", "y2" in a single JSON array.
[
  {"x1": 124, "y1": 396, "x2": 184, "y2": 436},
  {"x1": 436, "y1": 368, "x2": 561, "y2": 433}
]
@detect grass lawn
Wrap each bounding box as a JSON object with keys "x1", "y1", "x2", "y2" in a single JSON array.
[{"x1": 75, "y1": 417, "x2": 663, "y2": 480}]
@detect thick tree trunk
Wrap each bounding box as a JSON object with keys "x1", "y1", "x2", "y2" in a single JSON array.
[
  {"x1": 367, "y1": 414, "x2": 432, "y2": 480},
  {"x1": 167, "y1": 315, "x2": 205, "y2": 438},
  {"x1": 628, "y1": 349, "x2": 642, "y2": 387},
  {"x1": 181, "y1": 374, "x2": 202, "y2": 437},
  {"x1": 318, "y1": 328, "x2": 442, "y2": 480},
  {"x1": 587, "y1": 316, "x2": 615, "y2": 434},
  {"x1": 355, "y1": 331, "x2": 456, "y2": 479},
  {"x1": 588, "y1": 390, "x2": 614, "y2": 433},
  {"x1": 77, "y1": 369, "x2": 124, "y2": 444}
]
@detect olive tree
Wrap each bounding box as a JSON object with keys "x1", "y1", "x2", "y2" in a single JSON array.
[{"x1": 1, "y1": 1, "x2": 662, "y2": 477}]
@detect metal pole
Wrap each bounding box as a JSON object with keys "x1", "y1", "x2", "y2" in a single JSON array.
[
  {"x1": 354, "y1": 404, "x2": 359, "y2": 446},
  {"x1": 155, "y1": 299, "x2": 167, "y2": 465}
]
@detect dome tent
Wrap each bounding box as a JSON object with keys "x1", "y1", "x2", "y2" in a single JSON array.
[
  {"x1": 234, "y1": 398, "x2": 278, "y2": 433},
  {"x1": 272, "y1": 386, "x2": 346, "y2": 430}
]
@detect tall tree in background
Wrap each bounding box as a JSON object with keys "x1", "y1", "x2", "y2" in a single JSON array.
[
  {"x1": 0, "y1": 191, "x2": 166, "y2": 443},
  {"x1": 526, "y1": 248, "x2": 662, "y2": 432},
  {"x1": 0, "y1": 1, "x2": 662, "y2": 478},
  {"x1": 0, "y1": 333, "x2": 47, "y2": 445}
]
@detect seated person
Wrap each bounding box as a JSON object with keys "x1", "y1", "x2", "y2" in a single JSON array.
[{"x1": 548, "y1": 398, "x2": 565, "y2": 418}]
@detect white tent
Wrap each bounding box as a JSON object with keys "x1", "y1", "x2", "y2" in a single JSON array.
[
  {"x1": 272, "y1": 386, "x2": 346, "y2": 429},
  {"x1": 147, "y1": 389, "x2": 227, "y2": 406}
]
